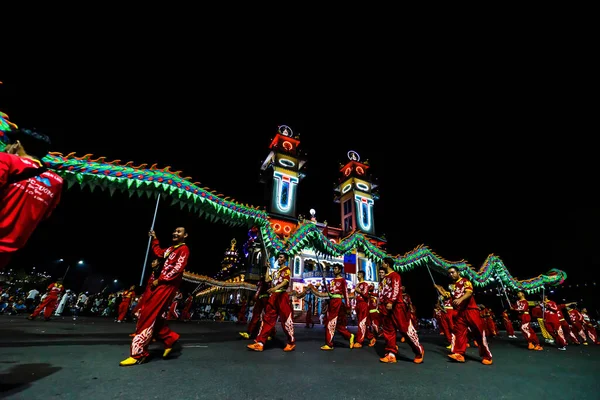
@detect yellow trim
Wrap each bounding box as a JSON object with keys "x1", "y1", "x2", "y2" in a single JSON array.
[
  {"x1": 369, "y1": 309, "x2": 379, "y2": 313},
  {"x1": 329, "y1": 294, "x2": 343, "y2": 299},
  {"x1": 258, "y1": 294, "x2": 269, "y2": 299}
]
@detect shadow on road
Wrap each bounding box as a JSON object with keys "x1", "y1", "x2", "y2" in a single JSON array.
[{"x1": 0, "y1": 363, "x2": 61, "y2": 398}]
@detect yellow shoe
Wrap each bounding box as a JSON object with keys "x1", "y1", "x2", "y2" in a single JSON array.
[
  {"x1": 119, "y1": 357, "x2": 145, "y2": 366},
  {"x1": 247, "y1": 342, "x2": 264, "y2": 352},
  {"x1": 448, "y1": 353, "x2": 465, "y2": 363},
  {"x1": 239, "y1": 332, "x2": 250, "y2": 339},
  {"x1": 446, "y1": 344, "x2": 452, "y2": 350},
  {"x1": 349, "y1": 334, "x2": 355, "y2": 349},
  {"x1": 283, "y1": 343, "x2": 296, "y2": 352},
  {"x1": 353, "y1": 343, "x2": 363, "y2": 348},
  {"x1": 163, "y1": 348, "x2": 173, "y2": 358},
  {"x1": 267, "y1": 336, "x2": 272, "y2": 341},
  {"x1": 320, "y1": 344, "x2": 334, "y2": 351},
  {"x1": 379, "y1": 353, "x2": 397, "y2": 363}
]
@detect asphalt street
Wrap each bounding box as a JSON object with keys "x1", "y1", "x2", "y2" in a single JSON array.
[{"x1": 0, "y1": 315, "x2": 598, "y2": 399}]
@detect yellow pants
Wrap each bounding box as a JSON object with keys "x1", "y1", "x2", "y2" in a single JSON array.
[{"x1": 537, "y1": 318, "x2": 553, "y2": 339}]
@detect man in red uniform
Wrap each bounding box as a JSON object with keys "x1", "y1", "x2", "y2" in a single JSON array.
[
  {"x1": 501, "y1": 309, "x2": 517, "y2": 338},
  {"x1": 239, "y1": 274, "x2": 270, "y2": 339},
  {"x1": 379, "y1": 257, "x2": 424, "y2": 364},
  {"x1": 1, "y1": 128, "x2": 63, "y2": 270},
  {"x1": 512, "y1": 291, "x2": 543, "y2": 350},
  {"x1": 28, "y1": 279, "x2": 64, "y2": 321},
  {"x1": 180, "y1": 293, "x2": 194, "y2": 322},
  {"x1": 443, "y1": 266, "x2": 492, "y2": 365},
  {"x1": 581, "y1": 308, "x2": 599, "y2": 344},
  {"x1": 120, "y1": 227, "x2": 190, "y2": 366},
  {"x1": 434, "y1": 285, "x2": 457, "y2": 348},
  {"x1": 365, "y1": 283, "x2": 381, "y2": 347},
  {"x1": 247, "y1": 252, "x2": 295, "y2": 352},
  {"x1": 117, "y1": 285, "x2": 136, "y2": 322},
  {"x1": 557, "y1": 302, "x2": 580, "y2": 344},
  {"x1": 566, "y1": 305, "x2": 589, "y2": 345},
  {"x1": 541, "y1": 296, "x2": 568, "y2": 350},
  {"x1": 309, "y1": 264, "x2": 354, "y2": 350},
  {"x1": 353, "y1": 270, "x2": 370, "y2": 348}
]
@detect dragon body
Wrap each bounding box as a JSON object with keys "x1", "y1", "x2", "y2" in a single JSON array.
[{"x1": 0, "y1": 112, "x2": 565, "y2": 293}]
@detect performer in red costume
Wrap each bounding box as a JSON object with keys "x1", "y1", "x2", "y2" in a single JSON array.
[
  {"x1": 566, "y1": 305, "x2": 589, "y2": 345},
  {"x1": 305, "y1": 300, "x2": 315, "y2": 328},
  {"x1": 353, "y1": 270, "x2": 370, "y2": 348},
  {"x1": 501, "y1": 309, "x2": 516, "y2": 338},
  {"x1": 247, "y1": 252, "x2": 295, "y2": 352},
  {"x1": 180, "y1": 293, "x2": 194, "y2": 322},
  {"x1": 379, "y1": 257, "x2": 424, "y2": 364},
  {"x1": 443, "y1": 266, "x2": 492, "y2": 365},
  {"x1": 237, "y1": 297, "x2": 248, "y2": 324},
  {"x1": 117, "y1": 285, "x2": 136, "y2": 322},
  {"x1": 365, "y1": 283, "x2": 381, "y2": 347},
  {"x1": 512, "y1": 291, "x2": 543, "y2": 350},
  {"x1": 402, "y1": 286, "x2": 418, "y2": 333},
  {"x1": 541, "y1": 296, "x2": 568, "y2": 350},
  {"x1": 120, "y1": 227, "x2": 190, "y2": 366},
  {"x1": 557, "y1": 302, "x2": 580, "y2": 344},
  {"x1": 239, "y1": 274, "x2": 270, "y2": 339},
  {"x1": 28, "y1": 279, "x2": 64, "y2": 321},
  {"x1": 309, "y1": 264, "x2": 354, "y2": 350},
  {"x1": 1, "y1": 128, "x2": 63, "y2": 270},
  {"x1": 581, "y1": 308, "x2": 600, "y2": 344},
  {"x1": 434, "y1": 285, "x2": 457, "y2": 348}
]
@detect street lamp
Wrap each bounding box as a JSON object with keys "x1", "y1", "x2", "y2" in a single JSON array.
[{"x1": 61, "y1": 259, "x2": 85, "y2": 281}]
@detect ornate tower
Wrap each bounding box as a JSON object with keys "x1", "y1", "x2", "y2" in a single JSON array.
[
  {"x1": 334, "y1": 150, "x2": 380, "y2": 237},
  {"x1": 216, "y1": 238, "x2": 241, "y2": 280},
  {"x1": 260, "y1": 125, "x2": 307, "y2": 219}
]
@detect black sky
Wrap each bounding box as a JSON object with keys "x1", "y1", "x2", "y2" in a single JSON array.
[{"x1": 1, "y1": 54, "x2": 597, "y2": 311}]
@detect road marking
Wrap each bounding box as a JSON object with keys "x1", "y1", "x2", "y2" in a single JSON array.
[{"x1": 182, "y1": 345, "x2": 208, "y2": 348}]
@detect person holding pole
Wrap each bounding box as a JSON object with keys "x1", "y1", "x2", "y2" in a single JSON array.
[{"x1": 120, "y1": 227, "x2": 190, "y2": 366}]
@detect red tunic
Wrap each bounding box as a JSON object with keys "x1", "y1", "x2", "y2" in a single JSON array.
[
  {"x1": 0, "y1": 154, "x2": 63, "y2": 252},
  {"x1": 448, "y1": 277, "x2": 478, "y2": 311},
  {"x1": 355, "y1": 281, "x2": 370, "y2": 303},
  {"x1": 152, "y1": 240, "x2": 190, "y2": 287}
]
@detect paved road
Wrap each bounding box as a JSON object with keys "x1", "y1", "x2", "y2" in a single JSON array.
[{"x1": 0, "y1": 315, "x2": 598, "y2": 399}]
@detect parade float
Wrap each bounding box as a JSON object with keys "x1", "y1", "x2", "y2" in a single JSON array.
[{"x1": 0, "y1": 113, "x2": 566, "y2": 298}]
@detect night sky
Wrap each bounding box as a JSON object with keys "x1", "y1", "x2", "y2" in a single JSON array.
[{"x1": 2, "y1": 62, "x2": 597, "y2": 313}]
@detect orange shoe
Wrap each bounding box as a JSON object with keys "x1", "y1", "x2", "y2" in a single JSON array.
[
  {"x1": 320, "y1": 345, "x2": 334, "y2": 351},
  {"x1": 400, "y1": 337, "x2": 406, "y2": 343},
  {"x1": 482, "y1": 358, "x2": 493, "y2": 365},
  {"x1": 473, "y1": 341, "x2": 479, "y2": 348},
  {"x1": 533, "y1": 345, "x2": 543, "y2": 351},
  {"x1": 448, "y1": 353, "x2": 465, "y2": 363},
  {"x1": 466, "y1": 343, "x2": 470, "y2": 348},
  {"x1": 129, "y1": 333, "x2": 136, "y2": 337},
  {"x1": 528, "y1": 342, "x2": 535, "y2": 350},
  {"x1": 413, "y1": 347, "x2": 424, "y2": 364},
  {"x1": 368, "y1": 338, "x2": 377, "y2": 347},
  {"x1": 379, "y1": 353, "x2": 397, "y2": 363},
  {"x1": 283, "y1": 343, "x2": 296, "y2": 352},
  {"x1": 353, "y1": 342, "x2": 363, "y2": 348},
  {"x1": 247, "y1": 342, "x2": 264, "y2": 352}
]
